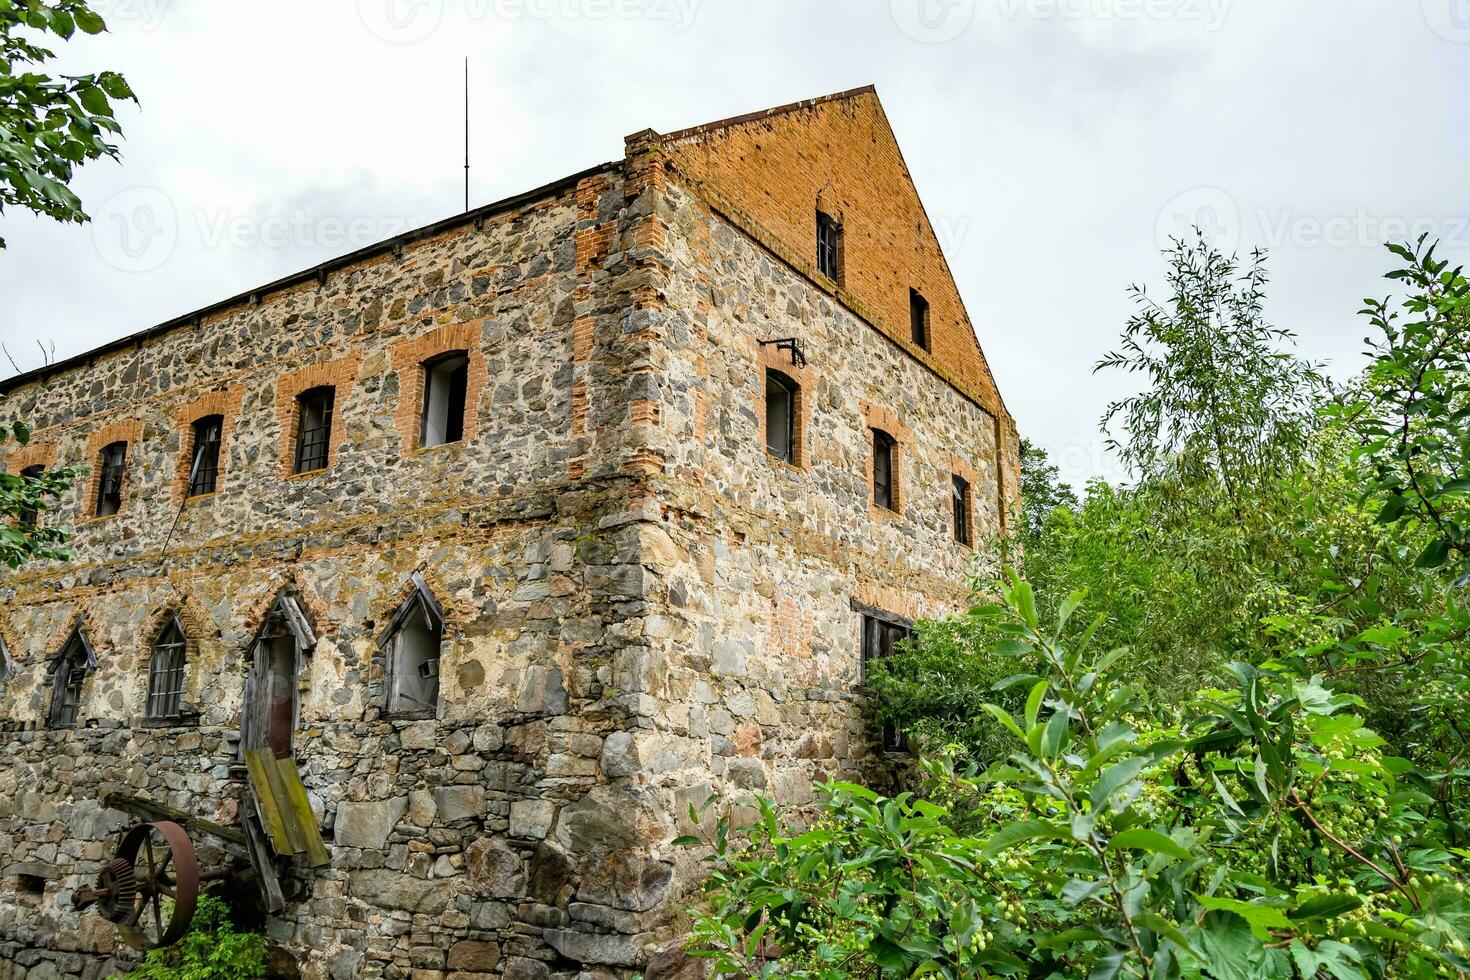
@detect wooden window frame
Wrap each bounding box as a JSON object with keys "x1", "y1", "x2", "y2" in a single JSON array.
[
  {"x1": 293, "y1": 386, "x2": 336, "y2": 475},
  {"x1": 47, "y1": 626, "x2": 98, "y2": 729},
  {"x1": 872, "y1": 429, "x2": 898, "y2": 513},
  {"x1": 419, "y1": 351, "x2": 470, "y2": 449},
  {"x1": 376, "y1": 572, "x2": 447, "y2": 720},
  {"x1": 186, "y1": 416, "x2": 224, "y2": 498},
  {"x1": 764, "y1": 369, "x2": 798, "y2": 465},
  {"x1": 816, "y1": 209, "x2": 843, "y2": 283},
  {"x1": 145, "y1": 615, "x2": 190, "y2": 722},
  {"x1": 852, "y1": 600, "x2": 914, "y2": 752},
  {"x1": 17, "y1": 464, "x2": 45, "y2": 527},
  {"x1": 94, "y1": 441, "x2": 128, "y2": 518},
  {"x1": 952, "y1": 474, "x2": 972, "y2": 546}
]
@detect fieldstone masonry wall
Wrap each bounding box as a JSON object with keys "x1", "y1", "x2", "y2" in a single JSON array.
[{"x1": 0, "y1": 88, "x2": 1019, "y2": 979}]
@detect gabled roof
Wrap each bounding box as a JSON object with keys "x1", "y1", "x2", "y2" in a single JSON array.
[{"x1": 659, "y1": 85, "x2": 878, "y2": 144}]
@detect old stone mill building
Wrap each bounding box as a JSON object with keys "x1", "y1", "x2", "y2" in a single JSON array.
[{"x1": 0, "y1": 87, "x2": 1018, "y2": 978}]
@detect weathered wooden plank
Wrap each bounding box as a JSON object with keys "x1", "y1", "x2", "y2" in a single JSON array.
[
  {"x1": 273, "y1": 756, "x2": 330, "y2": 868},
  {"x1": 243, "y1": 749, "x2": 295, "y2": 854},
  {"x1": 242, "y1": 808, "x2": 284, "y2": 914},
  {"x1": 100, "y1": 792, "x2": 248, "y2": 854}
]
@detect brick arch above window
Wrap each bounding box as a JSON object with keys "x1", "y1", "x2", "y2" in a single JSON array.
[
  {"x1": 240, "y1": 568, "x2": 328, "y2": 646},
  {"x1": 861, "y1": 401, "x2": 912, "y2": 519},
  {"x1": 274, "y1": 355, "x2": 359, "y2": 479},
  {"x1": 6, "y1": 439, "x2": 56, "y2": 476},
  {"x1": 170, "y1": 387, "x2": 244, "y2": 504},
  {"x1": 757, "y1": 341, "x2": 817, "y2": 471},
  {"x1": 389, "y1": 321, "x2": 489, "y2": 455},
  {"x1": 82, "y1": 418, "x2": 143, "y2": 522}
]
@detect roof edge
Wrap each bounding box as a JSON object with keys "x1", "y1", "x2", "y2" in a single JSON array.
[
  {"x1": 0, "y1": 161, "x2": 618, "y2": 396},
  {"x1": 653, "y1": 84, "x2": 878, "y2": 144}
]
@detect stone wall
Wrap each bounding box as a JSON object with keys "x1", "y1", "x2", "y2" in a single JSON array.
[{"x1": 0, "y1": 89, "x2": 1019, "y2": 980}]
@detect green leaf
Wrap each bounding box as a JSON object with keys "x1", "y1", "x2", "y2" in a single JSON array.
[
  {"x1": 1288, "y1": 892, "x2": 1364, "y2": 921},
  {"x1": 1195, "y1": 895, "x2": 1291, "y2": 937},
  {"x1": 1132, "y1": 913, "x2": 1200, "y2": 958},
  {"x1": 981, "y1": 818, "x2": 1067, "y2": 857},
  {"x1": 1415, "y1": 537, "x2": 1452, "y2": 569},
  {"x1": 1108, "y1": 827, "x2": 1191, "y2": 860},
  {"x1": 75, "y1": 8, "x2": 107, "y2": 33},
  {"x1": 1024, "y1": 679, "x2": 1048, "y2": 729}
]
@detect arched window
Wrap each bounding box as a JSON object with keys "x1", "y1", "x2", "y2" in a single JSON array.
[
  {"x1": 765, "y1": 370, "x2": 798, "y2": 464},
  {"x1": 47, "y1": 625, "x2": 97, "y2": 728},
  {"x1": 243, "y1": 591, "x2": 316, "y2": 760},
  {"x1": 147, "y1": 615, "x2": 188, "y2": 720},
  {"x1": 187, "y1": 416, "x2": 224, "y2": 497},
  {"x1": 96, "y1": 441, "x2": 128, "y2": 517},
  {"x1": 378, "y1": 573, "x2": 445, "y2": 718},
  {"x1": 420, "y1": 351, "x2": 470, "y2": 448}
]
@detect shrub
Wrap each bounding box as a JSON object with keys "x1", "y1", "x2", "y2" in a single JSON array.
[{"x1": 123, "y1": 895, "x2": 268, "y2": 980}]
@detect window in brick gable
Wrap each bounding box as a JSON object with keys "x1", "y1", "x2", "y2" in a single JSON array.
[
  {"x1": 17, "y1": 465, "x2": 45, "y2": 526},
  {"x1": 378, "y1": 573, "x2": 445, "y2": 718},
  {"x1": 872, "y1": 429, "x2": 898, "y2": 512},
  {"x1": 47, "y1": 626, "x2": 97, "y2": 728},
  {"x1": 952, "y1": 474, "x2": 972, "y2": 546},
  {"x1": 187, "y1": 416, "x2": 224, "y2": 497},
  {"x1": 420, "y1": 351, "x2": 469, "y2": 448},
  {"x1": 909, "y1": 288, "x2": 930, "y2": 351},
  {"x1": 294, "y1": 386, "x2": 335, "y2": 474},
  {"x1": 765, "y1": 369, "x2": 798, "y2": 464},
  {"x1": 95, "y1": 442, "x2": 127, "y2": 517},
  {"x1": 816, "y1": 210, "x2": 842, "y2": 282},
  {"x1": 146, "y1": 615, "x2": 188, "y2": 721}
]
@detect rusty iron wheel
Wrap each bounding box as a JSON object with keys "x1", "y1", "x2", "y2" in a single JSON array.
[{"x1": 113, "y1": 820, "x2": 199, "y2": 950}]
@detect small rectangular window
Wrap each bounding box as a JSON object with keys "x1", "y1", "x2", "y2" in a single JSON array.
[
  {"x1": 765, "y1": 370, "x2": 797, "y2": 464},
  {"x1": 18, "y1": 465, "x2": 45, "y2": 526},
  {"x1": 860, "y1": 610, "x2": 913, "y2": 751},
  {"x1": 872, "y1": 429, "x2": 897, "y2": 512},
  {"x1": 817, "y1": 210, "x2": 842, "y2": 282},
  {"x1": 95, "y1": 442, "x2": 127, "y2": 517},
  {"x1": 188, "y1": 416, "x2": 223, "y2": 497},
  {"x1": 909, "y1": 289, "x2": 930, "y2": 350},
  {"x1": 420, "y1": 352, "x2": 469, "y2": 448},
  {"x1": 952, "y1": 475, "x2": 971, "y2": 546},
  {"x1": 294, "y1": 387, "x2": 335, "y2": 474}
]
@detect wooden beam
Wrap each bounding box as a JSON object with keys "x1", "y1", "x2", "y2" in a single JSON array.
[{"x1": 100, "y1": 792, "x2": 248, "y2": 855}]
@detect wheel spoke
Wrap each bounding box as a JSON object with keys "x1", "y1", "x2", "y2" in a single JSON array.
[{"x1": 150, "y1": 892, "x2": 163, "y2": 938}]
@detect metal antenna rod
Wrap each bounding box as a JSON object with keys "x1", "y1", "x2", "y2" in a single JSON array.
[{"x1": 463, "y1": 56, "x2": 470, "y2": 213}]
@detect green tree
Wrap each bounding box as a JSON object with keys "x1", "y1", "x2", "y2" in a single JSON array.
[
  {"x1": 1338, "y1": 237, "x2": 1470, "y2": 586},
  {"x1": 1096, "y1": 234, "x2": 1325, "y2": 514},
  {"x1": 0, "y1": 419, "x2": 78, "y2": 566},
  {"x1": 1019, "y1": 438, "x2": 1078, "y2": 541},
  {"x1": 1, "y1": 0, "x2": 135, "y2": 248}
]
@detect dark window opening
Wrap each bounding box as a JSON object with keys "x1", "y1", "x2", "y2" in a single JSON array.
[
  {"x1": 18, "y1": 464, "x2": 45, "y2": 526},
  {"x1": 294, "y1": 387, "x2": 335, "y2": 474},
  {"x1": 816, "y1": 210, "x2": 842, "y2": 282},
  {"x1": 95, "y1": 442, "x2": 127, "y2": 517},
  {"x1": 48, "y1": 632, "x2": 93, "y2": 728},
  {"x1": 147, "y1": 617, "x2": 188, "y2": 720},
  {"x1": 909, "y1": 289, "x2": 930, "y2": 350},
  {"x1": 873, "y1": 429, "x2": 897, "y2": 512},
  {"x1": 860, "y1": 610, "x2": 913, "y2": 751},
  {"x1": 14, "y1": 874, "x2": 46, "y2": 897},
  {"x1": 188, "y1": 416, "x2": 223, "y2": 497},
  {"x1": 420, "y1": 352, "x2": 470, "y2": 448},
  {"x1": 765, "y1": 370, "x2": 797, "y2": 464},
  {"x1": 953, "y1": 475, "x2": 972, "y2": 546}
]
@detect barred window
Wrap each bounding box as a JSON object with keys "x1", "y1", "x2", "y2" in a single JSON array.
[
  {"x1": 952, "y1": 474, "x2": 972, "y2": 546},
  {"x1": 420, "y1": 352, "x2": 469, "y2": 448},
  {"x1": 765, "y1": 370, "x2": 798, "y2": 464},
  {"x1": 188, "y1": 416, "x2": 223, "y2": 497},
  {"x1": 909, "y1": 289, "x2": 930, "y2": 350},
  {"x1": 872, "y1": 429, "x2": 897, "y2": 512},
  {"x1": 18, "y1": 464, "x2": 45, "y2": 526},
  {"x1": 96, "y1": 442, "x2": 127, "y2": 517},
  {"x1": 147, "y1": 616, "x2": 188, "y2": 720},
  {"x1": 816, "y1": 210, "x2": 842, "y2": 282},
  {"x1": 294, "y1": 386, "x2": 335, "y2": 474}
]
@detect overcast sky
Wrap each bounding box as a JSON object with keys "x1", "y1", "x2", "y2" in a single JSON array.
[{"x1": 2, "y1": 0, "x2": 1467, "y2": 487}]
